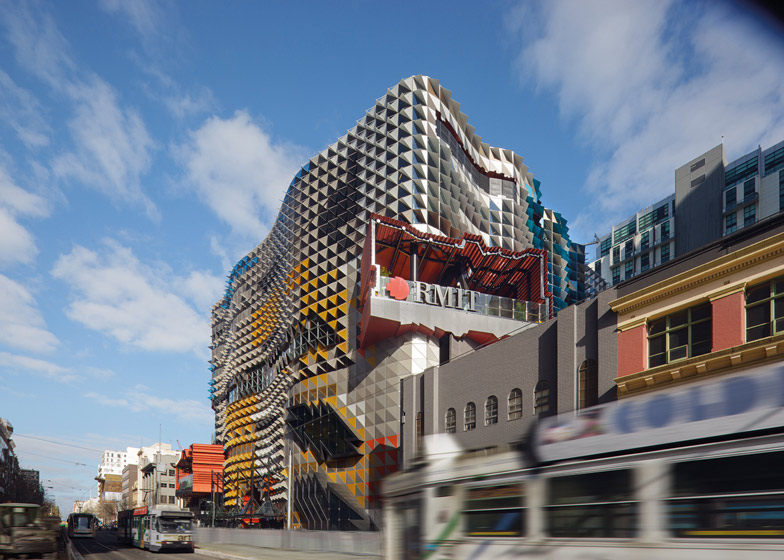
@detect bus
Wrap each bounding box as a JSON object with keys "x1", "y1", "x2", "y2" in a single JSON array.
[
  {"x1": 117, "y1": 505, "x2": 193, "y2": 553},
  {"x1": 66, "y1": 513, "x2": 97, "y2": 538},
  {"x1": 384, "y1": 363, "x2": 784, "y2": 559}
]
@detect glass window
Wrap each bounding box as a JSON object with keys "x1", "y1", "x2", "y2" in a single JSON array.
[
  {"x1": 464, "y1": 402, "x2": 476, "y2": 431},
  {"x1": 725, "y1": 156, "x2": 758, "y2": 187},
  {"x1": 640, "y1": 251, "x2": 650, "y2": 272},
  {"x1": 613, "y1": 220, "x2": 636, "y2": 244},
  {"x1": 612, "y1": 246, "x2": 620, "y2": 264},
  {"x1": 624, "y1": 260, "x2": 634, "y2": 279},
  {"x1": 508, "y1": 389, "x2": 522, "y2": 420},
  {"x1": 546, "y1": 470, "x2": 637, "y2": 538},
  {"x1": 624, "y1": 239, "x2": 634, "y2": 259},
  {"x1": 599, "y1": 238, "x2": 611, "y2": 258},
  {"x1": 744, "y1": 204, "x2": 756, "y2": 227},
  {"x1": 445, "y1": 408, "x2": 456, "y2": 433},
  {"x1": 612, "y1": 266, "x2": 620, "y2": 286},
  {"x1": 660, "y1": 243, "x2": 670, "y2": 263},
  {"x1": 640, "y1": 230, "x2": 649, "y2": 252},
  {"x1": 726, "y1": 212, "x2": 737, "y2": 234},
  {"x1": 743, "y1": 178, "x2": 756, "y2": 201},
  {"x1": 725, "y1": 186, "x2": 737, "y2": 209},
  {"x1": 661, "y1": 220, "x2": 670, "y2": 240},
  {"x1": 485, "y1": 396, "x2": 498, "y2": 426},
  {"x1": 765, "y1": 146, "x2": 784, "y2": 175},
  {"x1": 648, "y1": 303, "x2": 712, "y2": 367},
  {"x1": 780, "y1": 170, "x2": 784, "y2": 211},
  {"x1": 746, "y1": 275, "x2": 784, "y2": 341},
  {"x1": 464, "y1": 484, "x2": 525, "y2": 537},
  {"x1": 534, "y1": 380, "x2": 550, "y2": 415},
  {"x1": 669, "y1": 451, "x2": 784, "y2": 538}
]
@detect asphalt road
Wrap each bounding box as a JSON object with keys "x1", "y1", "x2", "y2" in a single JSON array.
[{"x1": 70, "y1": 531, "x2": 202, "y2": 560}]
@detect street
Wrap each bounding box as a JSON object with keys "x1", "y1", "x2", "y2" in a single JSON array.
[{"x1": 70, "y1": 531, "x2": 200, "y2": 560}]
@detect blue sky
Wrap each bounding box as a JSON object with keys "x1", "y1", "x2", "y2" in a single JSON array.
[{"x1": 1, "y1": 0, "x2": 783, "y2": 514}]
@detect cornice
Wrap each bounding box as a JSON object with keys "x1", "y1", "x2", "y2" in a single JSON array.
[
  {"x1": 609, "y1": 233, "x2": 784, "y2": 316},
  {"x1": 614, "y1": 333, "x2": 784, "y2": 397}
]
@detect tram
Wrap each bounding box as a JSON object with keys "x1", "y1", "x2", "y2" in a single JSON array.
[
  {"x1": 66, "y1": 513, "x2": 97, "y2": 538},
  {"x1": 384, "y1": 363, "x2": 784, "y2": 559},
  {"x1": 117, "y1": 505, "x2": 193, "y2": 552}
]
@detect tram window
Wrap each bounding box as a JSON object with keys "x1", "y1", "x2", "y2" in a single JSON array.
[
  {"x1": 463, "y1": 484, "x2": 525, "y2": 537},
  {"x1": 546, "y1": 469, "x2": 637, "y2": 538},
  {"x1": 669, "y1": 451, "x2": 784, "y2": 538}
]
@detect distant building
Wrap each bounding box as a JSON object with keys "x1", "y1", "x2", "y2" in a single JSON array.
[
  {"x1": 121, "y1": 464, "x2": 137, "y2": 509},
  {"x1": 136, "y1": 444, "x2": 178, "y2": 507},
  {"x1": 0, "y1": 418, "x2": 15, "y2": 502},
  {"x1": 590, "y1": 140, "x2": 784, "y2": 286}
]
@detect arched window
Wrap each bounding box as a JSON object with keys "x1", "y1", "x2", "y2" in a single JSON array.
[
  {"x1": 485, "y1": 396, "x2": 498, "y2": 426},
  {"x1": 577, "y1": 359, "x2": 598, "y2": 409},
  {"x1": 464, "y1": 402, "x2": 476, "y2": 431},
  {"x1": 508, "y1": 388, "x2": 523, "y2": 420},
  {"x1": 534, "y1": 380, "x2": 551, "y2": 415},
  {"x1": 445, "y1": 408, "x2": 456, "y2": 433}
]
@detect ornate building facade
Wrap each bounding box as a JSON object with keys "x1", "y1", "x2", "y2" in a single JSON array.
[{"x1": 210, "y1": 76, "x2": 586, "y2": 529}]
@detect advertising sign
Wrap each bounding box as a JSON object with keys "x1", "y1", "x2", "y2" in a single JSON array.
[{"x1": 536, "y1": 363, "x2": 784, "y2": 462}]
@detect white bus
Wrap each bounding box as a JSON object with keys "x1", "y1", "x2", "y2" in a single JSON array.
[{"x1": 124, "y1": 505, "x2": 193, "y2": 553}]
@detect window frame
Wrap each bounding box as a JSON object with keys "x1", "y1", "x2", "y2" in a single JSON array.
[
  {"x1": 746, "y1": 275, "x2": 784, "y2": 342},
  {"x1": 508, "y1": 388, "x2": 523, "y2": 421},
  {"x1": 648, "y1": 303, "x2": 712, "y2": 368},
  {"x1": 484, "y1": 396, "x2": 498, "y2": 426},
  {"x1": 445, "y1": 407, "x2": 456, "y2": 433},
  {"x1": 464, "y1": 402, "x2": 476, "y2": 431}
]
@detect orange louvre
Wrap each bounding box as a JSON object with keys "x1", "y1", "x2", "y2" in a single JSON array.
[{"x1": 176, "y1": 443, "x2": 225, "y2": 494}]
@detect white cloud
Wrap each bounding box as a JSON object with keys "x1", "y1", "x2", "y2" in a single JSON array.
[
  {"x1": 51, "y1": 241, "x2": 210, "y2": 355},
  {"x1": 53, "y1": 77, "x2": 157, "y2": 218},
  {"x1": 512, "y1": 0, "x2": 784, "y2": 238},
  {"x1": 0, "y1": 69, "x2": 50, "y2": 148},
  {"x1": 0, "y1": 351, "x2": 77, "y2": 383},
  {"x1": 2, "y1": 2, "x2": 157, "y2": 218},
  {"x1": 98, "y1": 0, "x2": 162, "y2": 40},
  {"x1": 176, "y1": 110, "x2": 306, "y2": 238},
  {"x1": 0, "y1": 274, "x2": 59, "y2": 353},
  {"x1": 86, "y1": 384, "x2": 212, "y2": 424},
  {"x1": 0, "y1": 165, "x2": 50, "y2": 264},
  {"x1": 181, "y1": 270, "x2": 224, "y2": 311}
]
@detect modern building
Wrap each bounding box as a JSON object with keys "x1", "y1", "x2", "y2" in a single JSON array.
[
  {"x1": 210, "y1": 75, "x2": 590, "y2": 530},
  {"x1": 590, "y1": 139, "x2": 784, "y2": 286},
  {"x1": 175, "y1": 444, "x2": 225, "y2": 516},
  {"x1": 591, "y1": 195, "x2": 675, "y2": 286}
]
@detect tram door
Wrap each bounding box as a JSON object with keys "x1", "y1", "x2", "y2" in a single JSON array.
[{"x1": 399, "y1": 498, "x2": 421, "y2": 560}]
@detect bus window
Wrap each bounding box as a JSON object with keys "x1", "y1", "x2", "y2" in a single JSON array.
[
  {"x1": 669, "y1": 451, "x2": 784, "y2": 538},
  {"x1": 157, "y1": 518, "x2": 191, "y2": 533},
  {"x1": 463, "y1": 484, "x2": 525, "y2": 537},
  {"x1": 546, "y1": 469, "x2": 636, "y2": 538}
]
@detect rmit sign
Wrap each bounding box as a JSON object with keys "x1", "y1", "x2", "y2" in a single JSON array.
[{"x1": 386, "y1": 276, "x2": 478, "y2": 312}]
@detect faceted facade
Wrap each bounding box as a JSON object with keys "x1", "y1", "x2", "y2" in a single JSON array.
[{"x1": 210, "y1": 75, "x2": 585, "y2": 529}]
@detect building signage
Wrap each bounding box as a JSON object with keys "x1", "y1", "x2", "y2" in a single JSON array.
[
  {"x1": 133, "y1": 506, "x2": 148, "y2": 516},
  {"x1": 386, "y1": 276, "x2": 478, "y2": 312},
  {"x1": 536, "y1": 364, "x2": 784, "y2": 463}
]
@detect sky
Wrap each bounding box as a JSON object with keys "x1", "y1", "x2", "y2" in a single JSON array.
[{"x1": 1, "y1": 0, "x2": 783, "y2": 515}]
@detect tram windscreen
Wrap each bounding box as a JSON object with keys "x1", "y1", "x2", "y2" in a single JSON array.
[{"x1": 158, "y1": 518, "x2": 191, "y2": 533}]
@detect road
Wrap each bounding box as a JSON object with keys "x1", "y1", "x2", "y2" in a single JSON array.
[{"x1": 70, "y1": 531, "x2": 200, "y2": 560}]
